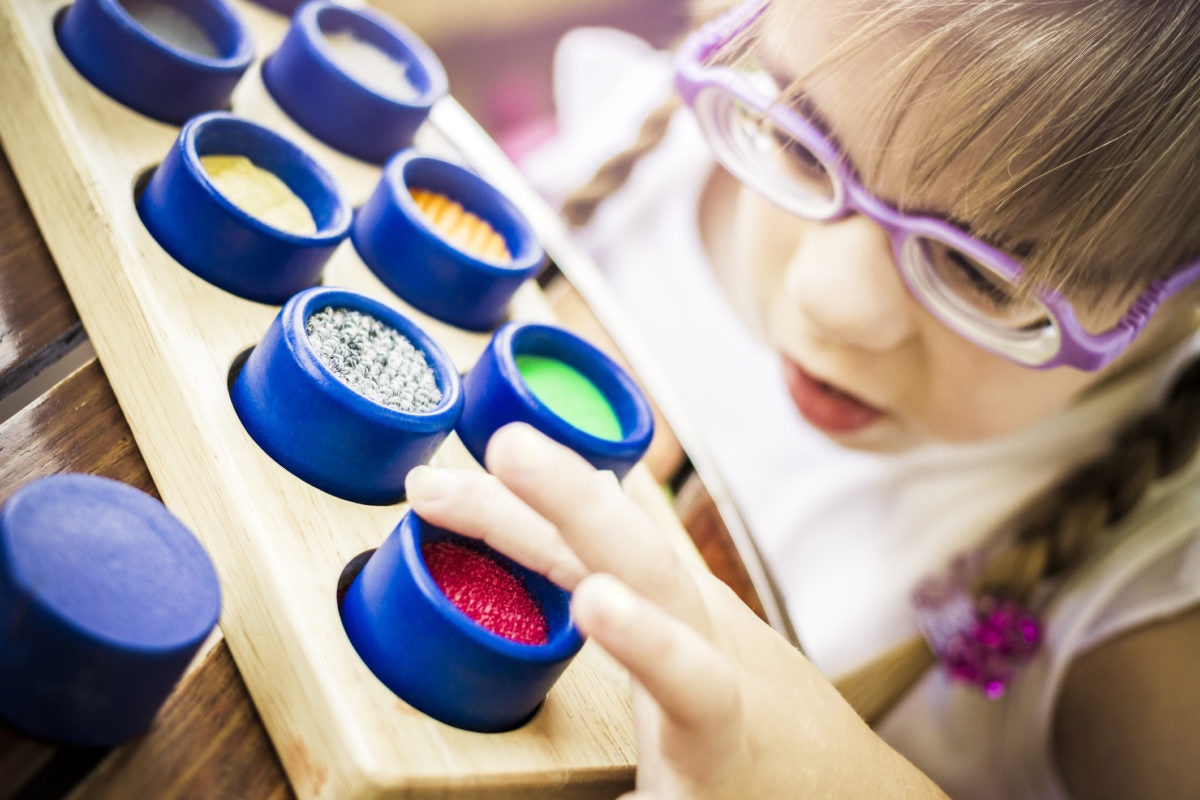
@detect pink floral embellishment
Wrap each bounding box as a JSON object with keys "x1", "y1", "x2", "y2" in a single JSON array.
[{"x1": 914, "y1": 556, "x2": 1042, "y2": 698}]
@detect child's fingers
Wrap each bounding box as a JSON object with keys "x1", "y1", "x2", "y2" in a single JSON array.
[
  {"x1": 485, "y1": 424, "x2": 708, "y2": 631},
  {"x1": 572, "y1": 573, "x2": 741, "y2": 746},
  {"x1": 405, "y1": 465, "x2": 589, "y2": 591}
]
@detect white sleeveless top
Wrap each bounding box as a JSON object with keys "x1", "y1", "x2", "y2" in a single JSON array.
[{"x1": 520, "y1": 27, "x2": 1200, "y2": 799}]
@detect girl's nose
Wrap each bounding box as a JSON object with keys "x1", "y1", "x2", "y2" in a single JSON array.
[{"x1": 784, "y1": 214, "x2": 915, "y2": 351}]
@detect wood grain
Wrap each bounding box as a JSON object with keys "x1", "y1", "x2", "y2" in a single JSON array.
[
  {"x1": 0, "y1": 146, "x2": 83, "y2": 400},
  {"x1": 67, "y1": 642, "x2": 292, "y2": 800},
  {"x1": 0, "y1": 359, "x2": 152, "y2": 498}
]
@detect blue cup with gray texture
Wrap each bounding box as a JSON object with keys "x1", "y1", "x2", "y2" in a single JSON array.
[
  {"x1": 230, "y1": 286, "x2": 463, "y2": 504},
  {"x1": 56, "y1": 0, "x2": 254, "y2": 125}
]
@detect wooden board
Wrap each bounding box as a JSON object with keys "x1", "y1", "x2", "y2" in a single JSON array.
[
  {"x1": 0, "y1": 144, "x2": 84, "y2": 400},
  {"x1": 0, "y1": 2, "x2": 702, "y2": 796}
]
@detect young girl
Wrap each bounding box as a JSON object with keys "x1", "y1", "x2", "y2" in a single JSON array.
[{"x1": 407, "y1": 0, "x2": 1200, "y2": 797}]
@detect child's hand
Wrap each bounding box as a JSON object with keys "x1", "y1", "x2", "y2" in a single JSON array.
[{"x1": 405, "y1": 423, "x2": 946, "y2": 799}]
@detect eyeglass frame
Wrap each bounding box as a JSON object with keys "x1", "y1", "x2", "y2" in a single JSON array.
[{"x1": 673, "y1": 0, "x2": 1200, "y2": 371}]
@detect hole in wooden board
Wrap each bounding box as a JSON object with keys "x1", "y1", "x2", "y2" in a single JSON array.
[
  {"x1": 226, "y1": 345, "x2": 253, "y2": 392},
  {"x1": 132, "y1": 163, "x2": 158, "y2": 203},
  {"x1": 336, "y1": 548, "x2": 376, "y2": 608}
]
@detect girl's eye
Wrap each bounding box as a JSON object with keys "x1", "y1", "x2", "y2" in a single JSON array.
[
  {"x1": 942, "y1": 248, "x2": 1015, "y2": 308},
  {"x1": 920, "y1": 238, "x2": 1052, "y2": 329},
  {"x1": 761, "y1": 121, "x2": 832, "y2": 193},
  {"x1": 921, "y1": 239, "x2": 1024, "y2": 314}
]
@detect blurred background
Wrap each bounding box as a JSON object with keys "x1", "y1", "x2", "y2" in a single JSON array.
[{"x1": 373, "y1": 0, "x2": 691, "y2": 158}]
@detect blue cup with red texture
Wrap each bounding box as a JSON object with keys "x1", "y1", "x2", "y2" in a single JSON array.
[
  {"x1": 0, "y1": 474, "x2": 221, "y2": 746},
  {"x1": 340, "y1": 510, "x2": 584, "y2": 732},
  {"x1": 137, "y1": 112, "x2": 352, "y2": 305},
  {"x1": 230, "y1": 286, "x2": 464, "y2": 505},
  {"x1": 263, "y1": 1, "x2": 448, "y2": 164},
  {"x1": 56, "y1": 0, "x2": 254, "y2": 125},
  {"x1": 456, "y1": 322, "x2": 655, "y2": 479},
  {"x1": 352, "y1": 150, "x2": 546, "y2": 331}
]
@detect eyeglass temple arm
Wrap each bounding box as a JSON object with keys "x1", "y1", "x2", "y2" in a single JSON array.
[
  {"x1": 674, "y1": 0, "x2": 770, "y2": 99},
  {"x1": 1053, "y1": 259, "x2": 1200, "y2": 370}
]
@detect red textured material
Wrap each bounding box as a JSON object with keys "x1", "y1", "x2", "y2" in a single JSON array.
[{"x1": 422, "y1": 541, "x2": 548, "y2": 645}]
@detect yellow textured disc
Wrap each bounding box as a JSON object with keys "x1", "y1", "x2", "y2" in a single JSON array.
[{"x1": 200, "y1": 155, "x2": 316, "y2": 236}]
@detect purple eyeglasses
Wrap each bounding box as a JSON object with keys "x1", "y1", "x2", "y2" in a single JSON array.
[{"x1": 674, "y1": 0, "x2": 1200, "y2": 370}]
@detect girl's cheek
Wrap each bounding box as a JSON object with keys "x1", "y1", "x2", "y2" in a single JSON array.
[{"x1": 738, "y1": 201, "x2": 808, "y2": 334}]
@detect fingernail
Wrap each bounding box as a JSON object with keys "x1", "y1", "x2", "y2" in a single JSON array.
[
  {"x1": 404, "y1": 465, "x2": 446, "y2": 504},
  {"x1": 577, "y1": 573, "x2": 636, "y2": 628},
  {"x1": 485, "y1": 423, "x2": 540, "y2": 470}
]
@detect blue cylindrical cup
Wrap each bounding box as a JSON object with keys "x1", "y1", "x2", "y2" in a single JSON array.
[
  {"x1": 56, "y1": 0, "x2": 254, "y2": 125},
  {"x1": 0, "y1": 474, "x2": 221, "y2": 747},
  {"x1": 456, "y1": 322, "x2": 655, "y2": 479},
  {"x1": 263, "y1": 1, "x2": 448, "y2": 164},
  {"x1": 340, "y1": 510, "x2": 584, "y2": 732},
  {"x1": 137, "y1": 112, "x2": 352, "y2": 305},
  {"x1": 352, "y1": 150, "x2": 545, "y2": 331},
  {"x1": 230, "y1": 287, "x2": 464, "y2": 505}
]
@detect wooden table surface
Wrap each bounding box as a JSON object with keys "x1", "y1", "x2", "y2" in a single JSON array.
[{"x1": 0, "y1": 119, "x2": 767, "y2": 798}]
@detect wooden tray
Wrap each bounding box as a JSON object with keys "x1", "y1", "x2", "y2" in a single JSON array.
[{"x1": 0, "y1": 2, "x2": 704, "y2": 796}]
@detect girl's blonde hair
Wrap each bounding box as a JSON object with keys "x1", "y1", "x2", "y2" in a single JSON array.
[
  {"x1": 563, "y1": 0, "x2": 1200, "y2": 721},
  {"x1": 796, "y1": 0, "x2": 1200, "y2": 302}
]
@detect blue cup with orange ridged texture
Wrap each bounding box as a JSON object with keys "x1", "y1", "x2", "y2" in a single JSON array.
[
  {"x1": 56, "y1": 0, "x2": 254, "y2": 125},
  {"x1": 353, "y1": 150, "x2": 546, "y2": 331},
  {"x1": 340, "y1": 510, "x2": 584, "y2": 732}
]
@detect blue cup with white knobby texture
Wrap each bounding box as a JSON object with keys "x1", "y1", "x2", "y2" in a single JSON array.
[
  {"x1": 56, "y1": 0, "x2": 254, "y2": 125},
  {"x1": 230, "y1": 286, "x2": 463, "y2": 504}
]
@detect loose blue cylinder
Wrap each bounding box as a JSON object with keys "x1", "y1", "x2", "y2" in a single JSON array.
[
  {"x1": 230, "y1": 287, "x2": 464, "y2": 505},
  {"x1": 456, "y1": 322, "x2": 655, "y2": 479},
  {"x1": 56, "y1": 0, "x2": 253, "y2": 125},
  {"x1": 263, "y1": 1, "x2": 448, "y2": 164},
  {"x1": 352, "y1": 150, "x2": 545, "y2": 331},
  {"x1": 340, "y1": 511, "x2": 583, "y2": 732},
  {"x1": 137, "y1": 112, "x2": 352, "y2": 305},
  {"x1": 0, "y1": 474, "x2": 221, "y2": 747}
]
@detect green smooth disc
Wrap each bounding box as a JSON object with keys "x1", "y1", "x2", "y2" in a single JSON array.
[{"x1": 515, "y1": 355, "x2": 622, "y2": 441}]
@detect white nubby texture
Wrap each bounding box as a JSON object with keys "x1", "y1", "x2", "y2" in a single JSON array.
[{"x1": 305, "y1": 306, "x2": 442, "y2": 412}]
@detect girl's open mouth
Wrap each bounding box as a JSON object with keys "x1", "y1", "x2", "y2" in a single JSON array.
[{"x1": 781, "y1": 358, "x2": 884, "y2": 434}]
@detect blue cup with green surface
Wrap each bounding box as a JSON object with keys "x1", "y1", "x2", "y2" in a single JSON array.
[{"x1": 456, "y1": 322, "x2": 654, "y2": 479}]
